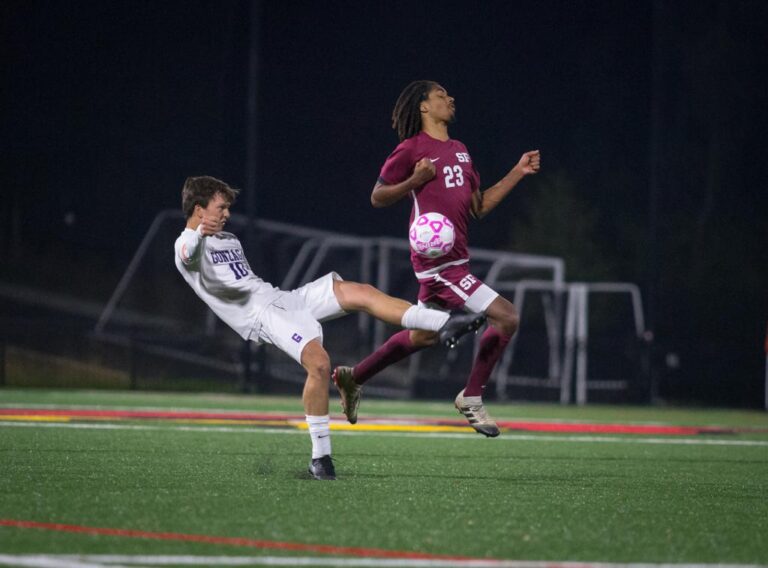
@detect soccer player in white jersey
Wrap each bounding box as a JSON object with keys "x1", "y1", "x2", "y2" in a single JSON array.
[
  {"x1": 333, "y1": 81, "x2": 540, "y2": 437},
  {"x1": 174, "y1": 176, "x2": 483, "y2": 480}
]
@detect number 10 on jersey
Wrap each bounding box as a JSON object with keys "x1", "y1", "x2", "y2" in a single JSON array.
[{"x1": 229, "y1": 262, "x2": 249, "y2": 279}]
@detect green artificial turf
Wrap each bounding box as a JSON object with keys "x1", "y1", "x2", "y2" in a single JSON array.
[{"x1": 1, "y1": 389, "x2": 767, "y2": 564}]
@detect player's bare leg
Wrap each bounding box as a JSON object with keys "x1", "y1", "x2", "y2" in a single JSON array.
[
  {"x1": 485, "y1": 296, "x2": 519, "y2": 337},
  {"x1": 301, "y1": 339, "x2": 335, "y2": 480},
  {"x1": 333, "y1": 280, "x2": 417, "y2": 325},
  {"x1": 332, "y1": 280, "x2": 483, "y2": 341},
  {"x1": 301, "y1": 339, "x2": 331, "y2": 416},
  {"x1": 455, "y1": 296, "x2": 519, "y2": 438}
]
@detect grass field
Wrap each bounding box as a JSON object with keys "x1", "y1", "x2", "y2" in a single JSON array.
[{"x1": 1, "y1": 388, "x2": 767, "y2": 567}]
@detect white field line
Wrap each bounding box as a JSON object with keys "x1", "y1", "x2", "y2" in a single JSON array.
[
  {"x1": 0, "y1": 554, "x2": 130, "y2": 568},
  {"x1": 1, "y1": 420, "x2": 767, "y2": 447},
  {"x1": 0, "y1": 556, "x2": 767, "y2": 568}
]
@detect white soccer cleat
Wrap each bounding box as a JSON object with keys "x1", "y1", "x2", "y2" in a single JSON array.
[
  {"x1": 332, "y1": 366, "x2": 362, "y2": 424},
  {"x1": 454, "y1": 389, "x2": 500, "y2": 438}
]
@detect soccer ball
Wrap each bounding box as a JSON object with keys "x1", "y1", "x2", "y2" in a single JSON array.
[{"x1": 409, "y1": 212, "x2": 455, "y2": 258}]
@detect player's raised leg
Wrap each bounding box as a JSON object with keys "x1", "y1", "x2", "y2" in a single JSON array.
[
  {"x1": 332, "y1": 279, "x2": 482, "y2": 337},
  {"x1": 455, "y1": 296, "x2": 519, "y2": 437},
  {"x1": 333, "y1": 280, "x2": 446, "y2": 330},
  {"x1": 301, "y1": 339, "x2": 336, "y2": 480}
]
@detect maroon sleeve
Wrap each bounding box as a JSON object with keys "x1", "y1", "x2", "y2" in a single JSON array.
[{"x1": 378, "y1": 141, "x2": 415, "y2": 185}]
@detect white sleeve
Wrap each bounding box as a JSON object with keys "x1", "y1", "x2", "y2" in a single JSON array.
[{"x1": 175, "y1": 226, "x2": 204, "y2": 265}]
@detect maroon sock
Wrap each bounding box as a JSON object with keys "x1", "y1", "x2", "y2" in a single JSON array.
[
  {"x1": 463, "y1": 326, "x2": 513, "y2": 397},
  {"x1": 353, "y1": 330, "x2": 424, "y2": 385}
]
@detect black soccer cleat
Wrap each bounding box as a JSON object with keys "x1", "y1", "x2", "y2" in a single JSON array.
[
  {"x1": 438, "y1": 313, "x2": 487, "y2": 349},
  {"x1": 308, "y1": 455, "x2": 336, "y2": 480}
]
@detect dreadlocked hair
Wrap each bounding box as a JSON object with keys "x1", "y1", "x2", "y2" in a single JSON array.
[{"x1": 391, "y1": 80, "x2": 439, "y2": 141}]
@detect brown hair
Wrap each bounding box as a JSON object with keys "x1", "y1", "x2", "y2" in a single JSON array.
[
  {"x1": 181, "y1": 176, "x2": 240, "y2": 218},
  {"x1": 391, "y1": 80, "x2": 439, "y2": 141}
]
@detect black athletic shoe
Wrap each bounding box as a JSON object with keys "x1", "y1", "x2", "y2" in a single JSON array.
[
  {"x1": 438, "y1": 313, "x2": 487, "y2": 349},
  {"x1": 308, "y1": 455, "x2": 336, "y2": 480}
]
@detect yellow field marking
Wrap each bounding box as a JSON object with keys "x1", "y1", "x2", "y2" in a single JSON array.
[
  {"x1": 166, "y1": 420, "x2": 474, "y2": 434},
  {"x1": 167, "y1": 419, "x2": 295, "y2": 427},
  {"x1": 294, "y1": 422, "x2": 475, "y2": 434}
]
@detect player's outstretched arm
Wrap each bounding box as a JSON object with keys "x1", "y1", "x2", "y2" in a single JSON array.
[
  {"x1": 371, "y1": 158, "x2": 436, "y2": 207},
  {"x1": 470, "y1": 150, "x2": 541, "y2": 219}
]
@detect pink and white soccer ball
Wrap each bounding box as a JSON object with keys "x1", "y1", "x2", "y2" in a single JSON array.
[{"x1": 409, "y1": 212, "x2": 455, "y2": 258}]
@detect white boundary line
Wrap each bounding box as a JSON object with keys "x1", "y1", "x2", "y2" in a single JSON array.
[
  {"x1": 1, "y1": 421, "x2": 767, "y2": 447},
  {"x1": 0, "y1": 555, "x2": 766, "y2": 568}
]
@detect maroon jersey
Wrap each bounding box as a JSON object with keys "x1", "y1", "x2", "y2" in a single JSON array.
[{"x1": 379, "y1": 131, "x2": 480, "y2": 273}]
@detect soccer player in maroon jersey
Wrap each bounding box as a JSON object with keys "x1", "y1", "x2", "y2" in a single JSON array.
[{"x1": 333, "y1": 80, "x2": 540, "y2": 437}]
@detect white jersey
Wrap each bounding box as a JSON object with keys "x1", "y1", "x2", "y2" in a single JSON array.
[{"x1": 174, "y1": 227, "x2": 282, "y2": 340}]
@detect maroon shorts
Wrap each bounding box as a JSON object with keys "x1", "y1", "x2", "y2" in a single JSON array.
[{"x1": 416, "y1": 263, "x2": 498, "y2": 313}]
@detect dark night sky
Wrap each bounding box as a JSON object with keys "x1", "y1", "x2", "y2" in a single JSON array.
[
  {"x1": 3, "y1": 0, "x2": 656, "y2": 244},
  {"x1": 2, "y1": 0, "x2": 767, "y2": 405}
]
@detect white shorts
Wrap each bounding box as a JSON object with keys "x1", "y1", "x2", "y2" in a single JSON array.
[{"x1": 252, "y1": 272, "x2": 347, "y2": 364}]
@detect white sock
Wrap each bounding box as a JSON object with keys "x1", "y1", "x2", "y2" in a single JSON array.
[
  {"x1": 401, "y1": 305, "x2": 449, "y2": 331},
  {"x1": 306, "y1": 414, "x2": 331, "y2": 459}
]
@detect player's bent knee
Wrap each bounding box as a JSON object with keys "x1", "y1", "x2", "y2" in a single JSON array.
[
  {"x1": 306, "y1": 359, "x2": 331, "y2": 381},
  {"x1": 500, "y1": 307, "x2": 520, "y2": 336},
  {"x1": 301, "y1": 341, "x2": 331, "y2": 379},
  {"x1": 308, "y1": 354, "x2": 331, "y2": 379},
  {"x1": 490, "y1": 305, "x2": 519, "y2": 336}
]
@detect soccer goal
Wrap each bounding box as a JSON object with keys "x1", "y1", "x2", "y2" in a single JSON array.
[
  {"x1": 490, "y1": 280, "x2": 650, "y2": 404},
  {"x1": 95, "y1": 209, "x2": 647, "y2": 403}
]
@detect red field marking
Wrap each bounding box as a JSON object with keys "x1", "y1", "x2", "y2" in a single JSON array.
[
  {"x1": 492, "y1": 421, "x2": 730, "y2": 435},
  {"x1": 0, "y1": 407, "x2": 759, "y2": 435},
  {"x1": 0, "y1": 519, "x2": 476, "y2": 561}
]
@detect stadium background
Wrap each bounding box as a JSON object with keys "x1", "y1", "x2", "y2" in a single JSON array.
[{"x1": 1, "y1": 0, "x2": 767, "y2": 407}]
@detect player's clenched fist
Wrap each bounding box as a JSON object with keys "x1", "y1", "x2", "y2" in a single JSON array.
[
  {"x1": 411, "y1": 157, "x2": 437, "y2": 186},
  {"x1": 516, "y1": 150, "x2": 541, "y2": 176},
  {"x1": 199, "y1": 214, "x2": 226, "y2": 236}
]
